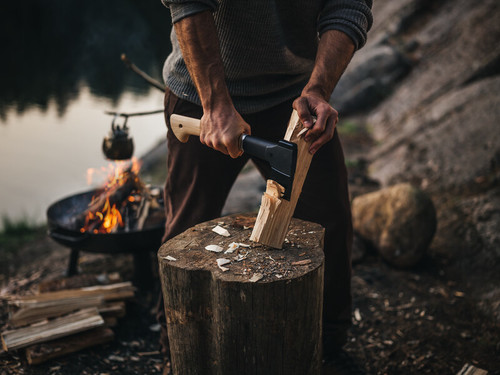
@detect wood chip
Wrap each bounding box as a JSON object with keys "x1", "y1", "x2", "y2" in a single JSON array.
[
  {"x1": 163, "y1": 256, "x2": 177, "y2": 262},
  {"x1": 217, "y1": 258, "x2": 231, "y2": 272},
  {"x1": 298, "y1": 128, "x2": 309, "y2": 138},
  {"x1": 354, "y1": 308, "x2": 362, "y2": 321},
  {"x1": 205, "y1": 245, "x2": 224, "y2": 253},
  {"x1": 291, "y1": 259, "x2": 312, "y2": 266},
  {"x1": 225, "y1": 242, "x2": 239, "y2": 254},
  {"x1": 212, "y1": 225, "x2": 230, "y2": 237},
  {"x1": 249, "y1": 273, "x2": 264, "y2": 283}
]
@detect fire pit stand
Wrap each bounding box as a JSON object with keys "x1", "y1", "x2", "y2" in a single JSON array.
[{"x1": 47, "y1": 189, "x2": 165, "y2": 289}]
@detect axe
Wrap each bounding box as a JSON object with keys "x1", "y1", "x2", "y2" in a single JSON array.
[{"x1": 170, "y1": 114, "x2": 297, "y2": 200}]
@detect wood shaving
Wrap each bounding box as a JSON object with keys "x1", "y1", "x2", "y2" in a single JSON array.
[
  {"x1": 298, "y1": 128, "x2": 309, "y2": 138},
  {"x1": 212, "y1": 225, "x2": 230, "y2": 237},
  {"x1": 205, "y1": 245, "x2": 224, "y2": 253},
  {"x1": 225, "y1": 242, "x2": 239, "y2": 254},
  {"x1": 217, "y1": 258, "x2": 231, "y2": 272},
  {"x1": 291, "y1": 259, "x2": 312, "y2": 266},
  {"x1": 249, "y1": 273, "x2": 263, "y2": 283}
]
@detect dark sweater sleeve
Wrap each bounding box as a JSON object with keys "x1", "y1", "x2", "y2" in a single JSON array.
[
  {"x1": 318, "y1": 0, "x2": 373, "y2": 50},
  {"x1": 161, "y1": 0, "x2": 219, "y2": 23}
]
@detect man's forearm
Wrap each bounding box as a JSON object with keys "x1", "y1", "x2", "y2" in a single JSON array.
[
  {"x1": 172, "y1": 10, "x2": 250, "y2": 158},
  {"x1": 173, "y1": 10, "x2": 232, "y2": 112},
  {"x1": 303, "y1": 30, "x2": 355, "y2": 101}
]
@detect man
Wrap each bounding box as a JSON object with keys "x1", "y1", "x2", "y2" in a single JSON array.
[{"x1": 158, "y1": 0, "x2": 372, "y2": 370}]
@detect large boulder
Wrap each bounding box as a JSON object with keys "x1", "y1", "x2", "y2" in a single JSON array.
[{"x1": 352, "y1": 183, "x2": 437, "y2": 268}]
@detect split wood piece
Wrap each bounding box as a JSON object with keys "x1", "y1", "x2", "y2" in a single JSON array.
[
  {"x1": 8, "y1": 282, "x2": 135, "y2": 309},
  {"x1": 99, "y1": 301, "x2": 126, "y2": 319},
  {"x1": 37, "y1": 273, "x2": 122, "y2": 293},
  {"x1": 9, "y1": 295, "x2": 104, "y2": 328},
  {"x1": 1, "y1": 308, "x2": 104, "y2": 351},
  {"x1": 158, "y1": 213, "x2": 325, "y2": 375},
  {"x1": 25, "y1": 327, "x2": 114, "y2": 365},
  {"x1": 457, "y1": 363, "x2": 489, "y2": 375},
  {"x1": 250, "y1": 110, "x2": 314, "y2": 248}
]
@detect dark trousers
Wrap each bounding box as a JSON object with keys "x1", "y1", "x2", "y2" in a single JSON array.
[{"x1": 157, "y1": 88, "x2": 353, "y2": 355}]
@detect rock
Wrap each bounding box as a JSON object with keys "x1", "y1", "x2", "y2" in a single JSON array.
[
  {"x1": 352, "y1": 183, "x2": 437, "y2": 268},
  {"x1": 369, "y1": 77, "x2": 500, "y2": 191},
  {"x1": 331, "y1": 44, "x2": 411, "y2": 115}
]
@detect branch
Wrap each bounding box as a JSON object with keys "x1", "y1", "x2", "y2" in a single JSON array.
[{"x1": 121, "y1": 53, "x2": 166, "y2": 92}]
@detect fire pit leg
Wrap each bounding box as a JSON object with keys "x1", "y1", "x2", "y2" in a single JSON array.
[
  {"x1": 67, "y1": 248, "x2": 80, "y2": 276},
  {"x1": 133, "y1": 251, "x2": 154, "y2": 290}
]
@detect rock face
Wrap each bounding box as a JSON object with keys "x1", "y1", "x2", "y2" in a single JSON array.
[
  {"x1": 331, "y1": 44, "x2": 411, "y2": 115},
  {"x1": 337, "y1": 0, "x2": 500, "y2": 294},
  {"x1": 352, "y1": 183, "x2": 437, "y2": 268}
]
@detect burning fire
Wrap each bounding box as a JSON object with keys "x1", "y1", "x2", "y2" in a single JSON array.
[{"x1": 80, "y1": 158, "x2": 143, "y2": 234}]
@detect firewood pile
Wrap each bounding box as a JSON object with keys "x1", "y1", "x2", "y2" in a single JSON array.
[{"x1": 0, "y1": 273, "x2": 135, "y2": 365}]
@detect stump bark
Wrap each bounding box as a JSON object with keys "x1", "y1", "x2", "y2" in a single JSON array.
[{"x1": 158, "y1": 213, "x2": 325, "y2": 375}]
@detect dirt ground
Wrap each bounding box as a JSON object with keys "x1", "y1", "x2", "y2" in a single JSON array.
[
  {"x1": 1, "y1": 205, "x2": 499, "y2": 374},
  {"x1": 1, "y1": 128, "x2": 499, "y2": 374}
]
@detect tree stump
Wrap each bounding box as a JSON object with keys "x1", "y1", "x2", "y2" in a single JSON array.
[{"x1": 158, "y1": 213, "x2": 325, "y2": 375}]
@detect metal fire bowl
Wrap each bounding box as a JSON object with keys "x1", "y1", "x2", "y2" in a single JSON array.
[{"x1": 46, "y1": 189, "x2": 165, "y2": 254}]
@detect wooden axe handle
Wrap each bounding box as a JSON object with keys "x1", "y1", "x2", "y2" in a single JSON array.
[{"x1": 170, "y1": 114, "x2": 201, "y2": 143}]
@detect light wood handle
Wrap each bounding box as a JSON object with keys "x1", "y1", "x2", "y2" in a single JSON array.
[{"x1": 170, "y1": 114, "x2": 201, "y2": 143}]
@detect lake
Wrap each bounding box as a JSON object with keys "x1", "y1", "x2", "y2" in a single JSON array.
[{"x1": 0, "y1": 1, "x2": 172, "y2": 228}]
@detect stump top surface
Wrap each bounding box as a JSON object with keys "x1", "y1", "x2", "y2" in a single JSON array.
[{"x1": 158, "y1": 214, "x2": 325, "y2": 283}]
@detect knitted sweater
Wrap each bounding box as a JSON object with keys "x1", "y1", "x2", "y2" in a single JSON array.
[{"x1": 162, "y1": 0, "x2": 373, "y2": 114}]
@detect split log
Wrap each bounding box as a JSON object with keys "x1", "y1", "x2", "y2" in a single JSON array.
[
  {"x1": 250, "y1": 110, "x2": 314, "y2": 248},
  {"x1": 9, "y1": 295, "x2": 104, "y2": 328},
  {"x1": 37, "y1": 273, "x2": 122, "y2": 293},
  {"x1": 457, "y1": 363, "x2": 489, "y2": 375},
  {"x1": 25, "y1": 327, "x2": 114, "y2": 365},
  {"x1": 158, "y1": 213, "x2": 325, "y2": 375},
  {"x1": 99, "y1": 301, "x2": 126, "y2": 319},
  {"x1": 1, "y1": 308, "x2": 104, "y2": 351},
  {"x1": 9, "y1": 282, "x2": 135, "y2": 309}
]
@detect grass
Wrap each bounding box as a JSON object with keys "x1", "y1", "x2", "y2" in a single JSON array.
[
  {"x1": 0, "y1": 217, "x2": 45, "y2": 258},
  {"x1": 337, "y1": 120, "x2": 364, "y2": 136}
]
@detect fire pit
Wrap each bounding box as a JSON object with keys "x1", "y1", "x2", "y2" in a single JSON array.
[{"x1": 46, "y1": 158, "x2": 165, "y2": 288}]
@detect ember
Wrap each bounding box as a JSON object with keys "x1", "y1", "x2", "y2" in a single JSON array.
[{"x1": 79, "y1": 158, "x2": 162, "y2": 234}]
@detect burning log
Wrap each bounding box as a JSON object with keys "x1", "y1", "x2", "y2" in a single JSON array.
[
  {"x1": 73, "y1": 159, "x2": 164, "y2": 234},
  {"x1": 77, "y1": 168, "x2": 141, "y2": 232}
]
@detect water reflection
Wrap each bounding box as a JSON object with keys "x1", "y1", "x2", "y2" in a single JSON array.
[
  {"x1": 0, "y1": 0, "x2": 172, "y2": 227},
  {"x1": 0, "y1": 0, "x2": 171, "y2": 120}
]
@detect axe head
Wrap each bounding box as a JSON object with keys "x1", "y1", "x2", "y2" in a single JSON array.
[{"x1": 241, "y1": 136, "x2": 297, "y2": 200}]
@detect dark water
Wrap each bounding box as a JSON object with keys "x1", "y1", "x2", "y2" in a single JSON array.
[{"x1": 0, "y1": 0, "x2": 173, "y2": 227}]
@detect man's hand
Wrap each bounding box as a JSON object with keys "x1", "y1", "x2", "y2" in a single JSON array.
[
  {"x1": 294, "y1": 29, "x2": 355, "y2": 155},
  {"x1": 293, "y1": 92, "x2": 339, "y2": 155},
  {"x1": 200, "y1": 105, "x2": 251, "y2": 158}
]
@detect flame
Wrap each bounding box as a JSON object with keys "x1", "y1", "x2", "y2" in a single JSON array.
[{"x1": 80, "y1": 158, "x2": 142, "y2": 233}]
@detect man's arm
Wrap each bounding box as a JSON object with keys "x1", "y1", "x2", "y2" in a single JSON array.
[
  {"x1": 293, "y1": 30, "x2": 355, "y2": 155},
  {"x1": 173, "y1": 10, "x2": 250, "y2": 158}
]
